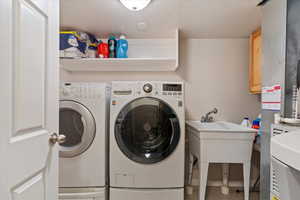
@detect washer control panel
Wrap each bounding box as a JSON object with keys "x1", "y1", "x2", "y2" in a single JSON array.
[
  {"x1": 162, "y1": 83, "x2": 183, "y2": 96},
  {"x1": 112, "y1": 81, "x2": 183, "y2": 99}
]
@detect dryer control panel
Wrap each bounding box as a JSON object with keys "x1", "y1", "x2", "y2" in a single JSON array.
[{"x1": 60, "y1": 83, "x2": 105, "y2": 99}]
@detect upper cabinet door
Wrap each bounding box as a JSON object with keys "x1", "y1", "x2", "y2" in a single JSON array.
[
  {"x1": 0, "y1": 0, "x2": 60, "y2": 199},
  {"x1": 249, "y1": 28, "x2": 262, "y2": 94}
]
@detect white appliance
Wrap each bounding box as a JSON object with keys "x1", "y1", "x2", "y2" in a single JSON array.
[
  {"x1": 59, "y1": 82, "x2": 110, "y2": 200},
  {"x1": 109, "y1": 81, "x2": 185, "y2": 200},
  {"x1": 270, "y1": 124, "x2": 300, "y2": 200},
  {"x1": 59, "y1": 188, "x2": 106, "y2": 200}
]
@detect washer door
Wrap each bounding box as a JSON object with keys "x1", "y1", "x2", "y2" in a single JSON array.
[
  {"x1": 59, "y1": 100, "x2": 96, "y2": 158},
  {"x1": 115, "y1": 97, "x2": 180, "y2": 164}
]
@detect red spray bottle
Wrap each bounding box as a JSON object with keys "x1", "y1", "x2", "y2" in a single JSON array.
[{"x1": 97, "y1": 40, "x2": 109, "y2": 58}]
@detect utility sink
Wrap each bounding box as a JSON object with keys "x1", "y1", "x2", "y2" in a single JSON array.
[{"x1": 186, "y1": 121, "x2": 257, "y2": 200}]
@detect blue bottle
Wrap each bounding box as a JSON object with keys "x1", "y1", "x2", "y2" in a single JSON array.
[{"x1": 117, "y1": 35, "x2": 128, "y2": 58}]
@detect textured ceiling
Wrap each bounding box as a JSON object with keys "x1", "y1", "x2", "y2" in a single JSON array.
[{"x1": 60, "y1": 0, "x2": 262, "y2": 38}]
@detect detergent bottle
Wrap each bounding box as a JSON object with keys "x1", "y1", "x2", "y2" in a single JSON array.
[
  {"x1": 97, "y1": 40, "x2": 109, "y2": 58},
  {"x1": 108, "y1": 35, "x2": 117, "y2": 58},
  {"x1": 116, "y1": 35, "x2": 128, "y2": 58}
]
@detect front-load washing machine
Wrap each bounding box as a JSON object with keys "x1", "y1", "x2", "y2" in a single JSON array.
[
  {"x1": 59, "y1": 82, "x2": 110, "y2": 200},
  {"x1": 109, "y1": 81, "x2": 185, "y2": 200}
]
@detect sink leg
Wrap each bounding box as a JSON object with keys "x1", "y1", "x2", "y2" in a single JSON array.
[
  {"x1": 243, "y1": 162, "x2": 251, "y2": 200},
  {"x1": 199, "y1": 162, "x2": 209, "y2": 200},
  {"x1": 221, "y1": 163, "x2": 230, "y2": 195}
]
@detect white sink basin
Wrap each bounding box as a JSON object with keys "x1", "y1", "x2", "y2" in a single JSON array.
[
  {"x1": 186, "y1": 121, "x2": 256, "y2": 132},
  {"x1": 186, "y1": 121, "x2": 257, "y2": 140}
]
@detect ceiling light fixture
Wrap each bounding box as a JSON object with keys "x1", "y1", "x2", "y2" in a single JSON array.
[{"x1": 120, "y1": 0, "x2": 152, "y2": 11}]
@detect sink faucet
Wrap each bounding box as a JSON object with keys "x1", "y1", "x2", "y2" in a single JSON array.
[{"x1": 201, "y1": 108, "x2": 218, "y2": 123}]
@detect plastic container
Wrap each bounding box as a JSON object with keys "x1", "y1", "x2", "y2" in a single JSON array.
[
  {"x1": 241, "y1": 117, "x2": 251, "y2": 128},
  {"x1": 59, "y1": 31, "x2": 87, "y2": 58},
  {"x1": 116, "y1": 35, "x2": 128, "y2": 58},
  {"x1": 97, "y1": 41, "x2": 109, "y2": 58},
  {"x1": 87, "y1": 45, "x2": 98, "y2": 58},
  {"x1": 60, "y1": 31, "x2": 98, "y2": 58},
  {"x1": 108, "y1": 35, "x2": 117, "y2": 58},
  {"x1": 252, "y1": 118, "x2": 261, "y2": 130},
  {"x1": 86, "y1": 33, "x2": 98, "y2": 58}
]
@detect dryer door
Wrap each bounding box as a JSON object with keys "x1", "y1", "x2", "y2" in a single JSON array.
[
  {"x1": 115, "y1": 97, "x2": 180, "y2": 164},
  {"x1": 59, "y1": 100, "x2": 96, "y2": 157}
]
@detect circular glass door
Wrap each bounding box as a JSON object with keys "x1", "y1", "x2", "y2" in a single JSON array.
[
  {"x1": 115, "y1": 97, "x2": 180, "y2": 164},
  {"x1": 59, "y1": 100, "x2": 96, "y2": 158}
]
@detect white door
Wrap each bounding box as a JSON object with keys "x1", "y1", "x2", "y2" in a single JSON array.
[{"x1": 0, "y1": 0, "x2": 60, "y2": 199}]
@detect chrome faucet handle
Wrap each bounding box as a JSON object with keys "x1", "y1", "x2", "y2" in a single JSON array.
[{"x1": 208, "y1": 116, "x2": 214, "y2": 122}]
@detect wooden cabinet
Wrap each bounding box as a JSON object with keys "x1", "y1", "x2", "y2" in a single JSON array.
[{"x1": 249, "y1": 28, "x2": 262, "y2": 94}]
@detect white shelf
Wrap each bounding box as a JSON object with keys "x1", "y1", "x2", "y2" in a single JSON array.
[
  {"x1": 60, "y1": 29, "x2": 179, "y2": 72},
  {"x1": 60, "y1": 57, "x2": 177, "y2": 72}
]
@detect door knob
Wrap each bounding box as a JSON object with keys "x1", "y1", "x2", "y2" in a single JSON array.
[{"x1": 49, "y1": 133, "x2": 66, "y2": 145}]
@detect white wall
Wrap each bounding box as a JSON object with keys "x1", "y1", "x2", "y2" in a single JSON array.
[
  {"x1": 61, "y1": 38, "x2": 260, "y2": 123},
  {"x1": 180, "y1": 39, "x2": 260, "y2": 122}
]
